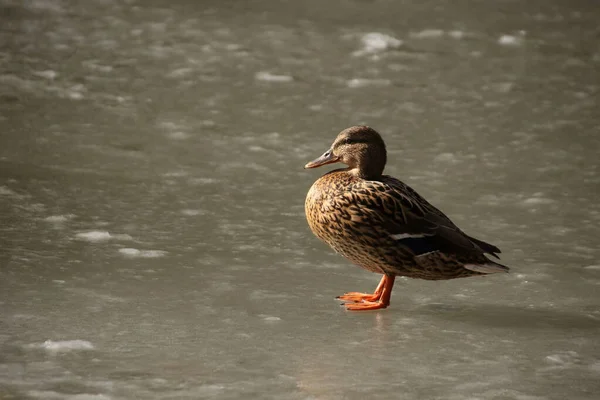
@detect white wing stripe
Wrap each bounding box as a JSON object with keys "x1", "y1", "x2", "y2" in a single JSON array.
[{"x1": 390, "y1": 233, "x2": 426, "y2": 240}]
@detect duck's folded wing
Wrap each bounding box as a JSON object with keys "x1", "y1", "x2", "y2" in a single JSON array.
[{"x1": 367, "y1": 180, "x2": 501, "y2": 258}]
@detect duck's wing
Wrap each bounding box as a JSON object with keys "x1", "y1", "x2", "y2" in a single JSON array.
[{"x1": 364, "y1": 177, "x2": 501, "y2": 259}]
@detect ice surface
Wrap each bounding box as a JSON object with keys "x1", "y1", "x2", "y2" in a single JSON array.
[
  {"x1": 433, "y1": 152, "x2": 460, "y2": 164},
  {"x1": 75, "y1": 231, "x2": 132, "y2": 242},
  {"x1": 448, "y1": 30, "x2": 466, "y2": 39},
  {"x1": 498, "y1": 34, "x2": 524, "y2": 46},
  {"x1": 180, "y1": 209, "x2": 205, "y2": 216},
  {"x1": 166, "y1": 131, "x2": 191, "y2": 140},
  {"x1": 75, "y1": 231, "x2": 112, "y2": 241},
  {"x1": 118, "y1": 248, "x2": 167, "y2": 258},
  {"x1": 32, "y1": 70, "x2": 58, "y2": 80},
  {"x1": 522, "y1": 197, "x2": 555, "y2": 206},
  {"x1": 346, "y1": 78, "x2": 392, "y2": 88},
  {"x1": 254, "y1": 71, "x2": 294, "y2": 82},
  {"x1": 39, "y1": 340, "x2": 94, "y2": 351},
  {"x1": 0, "y1": 185, "x2": 19, "y2": 196},
  {"x1": 44, "y1": 214, "x2": 75, "y2": 223},
  {"x1": 410, "y1": 29, "x2": 445, "y2": 39},
  {"x1": 353, "y1": 32, "x2": 403, "y2": 56},
  {"x1": 27, "y1": 392, "x2": 111, "y2": 400},
  {"x1": 1, "y1": 1, "x2": 599, "y2": 399}
]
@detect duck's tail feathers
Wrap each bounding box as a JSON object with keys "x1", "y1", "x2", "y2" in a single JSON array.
[
  {"x1": 467, "y1": 235, "x2": 502, "y2": 259},
  {"x1": 464, "y1": 260, "x2": 509, "y2": 274}
]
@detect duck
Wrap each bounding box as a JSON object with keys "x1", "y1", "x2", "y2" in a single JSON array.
[{"x1": 304, "y1": 125, "x2": 508, "y2": 311}]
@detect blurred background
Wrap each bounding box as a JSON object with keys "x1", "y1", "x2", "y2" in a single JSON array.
[{"x1": 1, "y1": 0, "x2": 599, "y2": 399}]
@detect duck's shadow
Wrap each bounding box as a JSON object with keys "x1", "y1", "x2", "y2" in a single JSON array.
[{"x1": 414, "y1": 302, "x2": 600, "y2": 331}]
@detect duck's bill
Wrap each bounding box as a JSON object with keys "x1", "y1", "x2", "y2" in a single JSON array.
[{"x1": 304, "y1": 150, "x2": 340, "y2": 169}]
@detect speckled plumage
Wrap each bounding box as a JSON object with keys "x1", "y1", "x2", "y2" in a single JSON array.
[{"x1": 304, "y1": 126, "x2": 508, "y2": 310}]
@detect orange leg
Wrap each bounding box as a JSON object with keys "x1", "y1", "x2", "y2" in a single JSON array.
[
  {"x1": 337, "y1": 275, "x2": 387, "y2": 302},
  {"x1": 337, "y1": 275, "x2": 396, "y2": 311}
]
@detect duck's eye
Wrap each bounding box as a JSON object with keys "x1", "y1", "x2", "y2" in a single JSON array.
[{"x1": 343, "y1": 138, "x2": 353, "y2": 145}]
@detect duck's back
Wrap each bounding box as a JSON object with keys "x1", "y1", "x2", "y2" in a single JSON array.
[{"x1": 305, "y1": 170, "x2": 507, "y2": 279}]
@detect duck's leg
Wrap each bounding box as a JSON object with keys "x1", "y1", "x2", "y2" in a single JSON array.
[
  {"x1": 343, "y1": 275, "x2": 396, "y2": 311},
  {"x1": 336, "y1": 274, "x2": 388, "y2": 303}
]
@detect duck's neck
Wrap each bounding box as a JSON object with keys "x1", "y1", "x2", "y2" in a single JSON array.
[
  {"x1": 348, "y1": 164, "x2": 385, "y2": 180},
  {"x1": 352, "y1": 148, "x2": 386, "y2": 180}
]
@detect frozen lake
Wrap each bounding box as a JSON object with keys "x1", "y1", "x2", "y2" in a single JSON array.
[{"x1": 1, "y1": 0, "x2": 599, "y2": 399}]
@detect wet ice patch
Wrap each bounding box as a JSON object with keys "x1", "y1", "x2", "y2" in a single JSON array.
[
  {"x1": 0, "y1": 185, "x2": 20, "y2": 196},
  {"x1": 498, "y1": 33, "x2": 525, "y2": 46},
  {"x1": 166, "y1": 67, "x2": 194, "y2": 78},
  {"x1": 33, "y1": 70, "x2": 58, "y2": 80},
  {"x1": 189, "y1": 177, "x2": 218, "y2": 185},
  {"x1": 433, "y1": 152, "x2": 460, "y2": 164},
  {"x1": 65, "y1": 288, "x2": 126, "y2": 303},
  {"x1": 255, "y1": 71, "x2": 293, "y2": 82},
  {"x1": 194, "y1": 385, "x2": 226, "y2": 397},
  {"x1": 353, "y1": 32, "x2": 403, "y2": 56},
  {"x1": 25, "y1": 0, "x2": 64, "y2": 12},
  {"x1": 118, "y1": 248, "x2": 167, "y2": 258},
  {"x1": 162, "y1": 171, "x2": 188, "y2": 178},
  {"x1": 39, "y1": 340, "x2": 94, "y2": 352},
  {"x1": 448, "y1": 30, "x2": 466, "y2": 39},
  {"x1": 409, "y1": 29, "x2": 468, "y2": 39},
  {"x1": 166, "y1": 131, "x2": 191, "y2": 140},
  {"x1": 82, "y1": 60, "x2": 114, "y2": 73},
  {"x1": 260, "y1": 315, "x2": 282, "y2": 322},
  {"x1": 75, "y1": 231, "x2": 111, "y2": 241},
  {"x1": 181, "y1": 209, "x2": 205, "y2": 216},
  {"x1": 521, "y1": 196, "x2": 555, "y2": 206},
  {"x1": 75, "y1": 231, "x2": 133, "y2": 242},
  {"x1": 410, "y1": 29, "x2": 444, "y2": 39},
  {"x1": 45, "y1": 214, "x2": 75, "y2": 223},
  {"x1": 544, "y1": 351, "x2": 580, "y2": 366},
  {"x1": 27, "y1": 391, "x2": 110, "y2": 400},
  {"x1": 248, "y1": 145, "x2": 267, "y2": 152},
  {"x1": 49, "y1": 83, "x2": 87, "y2": 100},
  {"x1": 346, "y1": 78, "x2": 392, "y2": 88}
]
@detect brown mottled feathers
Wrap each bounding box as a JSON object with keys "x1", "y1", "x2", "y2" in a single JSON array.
[{"x1": 305, "y1": 168, "x2": 508, "y2": 280}]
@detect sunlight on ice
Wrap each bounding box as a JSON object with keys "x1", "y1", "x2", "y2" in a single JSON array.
[
  {"x1": 410, "y1": 29, "x2": 444, "y2": 39},
  {"x1": 75, "y1": 231, "x2": 112, "y2": 241},
  {"x1": 181, "y1": 209, "x2": 205, "y2": 216},
  {"x1": 353, "y1": 32, "x2": 403, "y2": 56},
  {"x1": 118, "y1": 248, "x2": 167, "y2": 258},
  {"x1": 433, "y1": 152, "x2": 460, "y2": 164},
  {"x1": 166, "y1": 131, "x2": 191, "y2": 140},
  {"x1": 409, "y1": 29, "x2": 467, "y2": 39},
  {"x1": 27, "y1": 391, "x2": 111, "y2": 400},
  {"x1": 346, "y1": 78, "x2": 392, "y2": 88},
  {"x1": 498, "y1": 33, "x2": 525, "y2": 46},
  {"x1": 521, "y1": 197, "x2": 555, "y2": 206},
  {"x1": 261, "y1": 315, "x2": 282, "y2": 322},
  {"x1": 255, "y1": 71, "x2": 294, "y2": 82},
  {"x1": 0, "y1": 185, "x2": 19, "y2": 196},
  {"x1": 40, "y1": 340, "x2": 94, "y2": 351},
  {"x1": 75, "y1": 231, "x2": 133, "y2": 242},
  {"x1": 44, "y1": 214, "x2": 75, "y2": 223},
  {"x1": 32, "y1": 70, "x2": 58, "y2": 80}
]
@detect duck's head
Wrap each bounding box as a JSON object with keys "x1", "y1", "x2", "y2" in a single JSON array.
[{"x1": 304, "y1": 125, "x2": 387, "y2": 179}]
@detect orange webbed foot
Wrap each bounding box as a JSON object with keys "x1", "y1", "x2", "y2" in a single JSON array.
[
  {"x1": 337, "y1": 275, "x2": 396, "y2": 312},
  {"x1": 343, "y1": 300, "x2": 389, "y2": 311},
  {"x1": 336, "y1": 291, "x2": 382, "y2": 302}
]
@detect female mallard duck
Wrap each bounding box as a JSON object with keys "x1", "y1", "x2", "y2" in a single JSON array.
[{"x1": 304, "y1": 126, "x2": 508, "y2": 311}]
